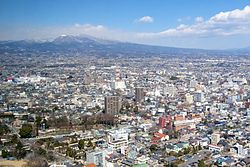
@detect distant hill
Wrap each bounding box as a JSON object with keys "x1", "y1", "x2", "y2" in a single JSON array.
[{"x1": 0, "y1": 35, "x2": 249, "y2": 57}]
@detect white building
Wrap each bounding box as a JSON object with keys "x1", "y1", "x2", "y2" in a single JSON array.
[
  {"x1": 108, "y1": 129, "x2": 129, "y2": 152},
  {"x1": 111, "y1": 80, "x2": 126, "y2": 90},
  {"x1": 232, "y1": 143, "x2": 246, "y2": 157},
  {"x1": 208, "y1": 144, "x2": 223, "y2": 152},
  {"x1": 111, "y1": 67, "x2": 126, "y2": 90}
]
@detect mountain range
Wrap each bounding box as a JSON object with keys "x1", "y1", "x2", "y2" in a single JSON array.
[{"x1": 0, "y1": 35, "x2": 249, "y2": 57}]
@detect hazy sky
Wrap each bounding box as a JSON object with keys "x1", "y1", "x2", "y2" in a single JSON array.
[{"x1": 1, "y1": 0, "x2": 250, "y2": 49}]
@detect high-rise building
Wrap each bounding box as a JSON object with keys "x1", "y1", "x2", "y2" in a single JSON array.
[
  {"x1": 86, "y1": 150, "x2": 105, "y2": 167},
  {"x1": 104, "y1": 96, "x2": 121, "y2": 115},
  {"x1": 135, "y1": 87, "x2": 145, "y2": 103}
]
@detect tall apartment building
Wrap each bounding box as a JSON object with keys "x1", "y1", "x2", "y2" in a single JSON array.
[
  {"x1": 104, "y1": 96, "x2": 121, "y2": 115},
  {"x1": 135, "y1": 87, "x2": 145, "y2": 103}
]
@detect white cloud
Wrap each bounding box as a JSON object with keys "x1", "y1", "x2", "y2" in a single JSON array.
[
  {"x1": 138, "y1": 5, "x2": 250, "y2": 38},
  {"x1": 137, "y1": 16, "x2": 154, "y2": 23},
  {"x1": 210, "y1": 5, "x2": 250, "y2": 23}
]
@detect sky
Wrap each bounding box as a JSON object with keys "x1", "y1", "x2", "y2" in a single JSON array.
[{"x1": 0, "y1": 0, "x2": 250, "y2": 49}]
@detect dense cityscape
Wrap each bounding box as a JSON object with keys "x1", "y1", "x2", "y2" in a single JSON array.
[
  {"x1": 1, "y1": 1, "x2": 250, "y2": 167},
  {"x1": 0, "y1": 47, "x2": 250, "y2": 166}
]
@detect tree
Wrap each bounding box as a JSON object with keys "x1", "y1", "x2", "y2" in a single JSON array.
[
  {"x1": 11, "y1": 134, "x2": 19, "y2": 144},
  {"x1": 35, "y1": 116, "x2": 42, "y2": 136},
  {"x1": 177, "y1": 151, "x2": 184, "y2": 157},
  {"x1": 78, "y1": 139, "x2": 85, "y2": 150},
  {"x1": 165, "y1": 163, "x2": 178, "y2": 167},
  {"x1": 0, "y1": 124, "x2": 10, "y2": 135},
  {"x1": 125, "y1": 102, "x2": 130, "y2": 110},
  {"x1": 66, "y1": 147, "x2": 77, "y2": 159},
  {"x1": 198, "y1": 144, "x2": 202, "y2": 151},
  {"x1": 149, "y1": 144, "x2": 158, "y2": 152},
  {"x1": 19, "y1": 124, "x2": 33, "y2": 138},
  {"x1": 36, "y1": 147, "x2": 47, "y2": 157},
  {"x1": 146, "y1": 98, "x2": 151, "y2": 103},
  {"x1": 169, "y1": 151, "x2": 177, "y2": 156},
  {"x1": 35, "y1": 116, "x2": 42, "y2": 126},
  {"x1": 183, "y1": 147, "x2": 191, "y2": 154},
  {"x1": 134, "y1": 106, "x2": 139, "y2": 114},
  {"x1": 198, "y1": 160, "x2": 207, "y2": 167},
  {"x1": 12, "y1": 141, "x2": 27, "y2": 159},
  {"x1": 87, "y1": 140, "x2": 93, "y2": 148},
  {"x1": 48, "y1": 116, "x2": 69, "y2": 128},
  {"x1": 53, "y1": 105, "x2": 59, "y2": 112},
  {"x1": 2, "y1": 150, "x2": 9, "y2": 158}
]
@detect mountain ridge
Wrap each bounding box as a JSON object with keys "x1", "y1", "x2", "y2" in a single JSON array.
[{"x1": 0, "y1": 35, "x2": 249, "y2": 57}]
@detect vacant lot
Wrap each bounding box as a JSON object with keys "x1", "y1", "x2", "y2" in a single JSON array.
[{"x1": 0, "y1": 160, "x2": 27, "y2": 167}]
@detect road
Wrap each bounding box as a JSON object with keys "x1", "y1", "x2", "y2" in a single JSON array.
[{"x1": 6, "y1": 124, "x2": 20, "y2": 137}]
